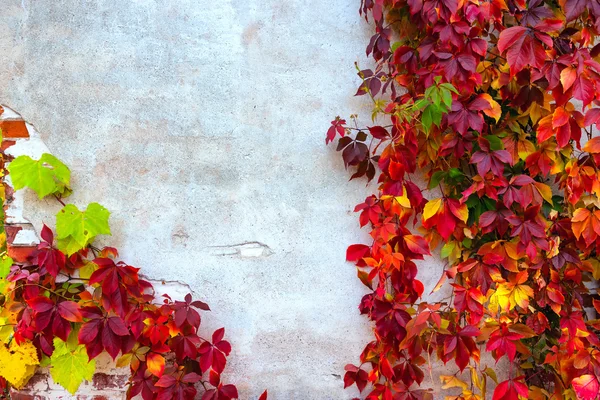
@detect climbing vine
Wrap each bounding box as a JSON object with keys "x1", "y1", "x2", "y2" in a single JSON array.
[
  {"x1": 329, "y1": 1, "x2": 600, "y2": 399},
  {"x1": 0, "y1": 116, "x2": 267, "y2": 399}
]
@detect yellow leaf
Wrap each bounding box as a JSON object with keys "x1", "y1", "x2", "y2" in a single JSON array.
[
  {"x1": 0, "y1": 340, "x2": 39, "y2": 389},
  {"x1": 492, "y1": 275, "x2": 533, "y2": 312},
  {"x1": 480, "y1": 94, "x2": 502, "y2": 123},
  {"x1": 423, "y1": 198, "x2": 442, "y2": 220},
  {"x1": 396, "y1": 186, "x2": 412, "y2": 208},
  {"x1": 440, "y1": 375, "x2": 468, "y2": 390},
  {"x1": 534, "y1": 182, "x2": 553, "y2": 205},
  {"x1": 452, "y1": 202, "x2": 469, "y2": 223}
]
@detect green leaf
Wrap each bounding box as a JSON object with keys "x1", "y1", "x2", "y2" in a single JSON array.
[
  {"x1": 448, "y1": 168, "x2": 464, "y2": 180},
  {"x1": 429, "y1": 171, "x2": 447, "y2": 189},
  {"x1": 56, "y1": 203, "x2": 111, "y2": 255},
  {"x1": 49, "y1": 330, "x2": 96, "y2": 394},
  {"x1": 0, "y1": 256, "x2": 12, "y2": 280},
  {"x1": 439, "y1": 82, "x2": 459, "y2": 94},
  {"x1": 441, "y1": 241, "x2": 455, "y2": 259},
  {"x1": 440, "y1": 88, "x2": 453, "y2": 109},
  {"x1": 486, "y1": 135, "x2": 504, "y2": 151},
  {"x1": 422, "y1": 105, "x2": 434, "y2": 133},
  {"x1": 7, "y1": 154, "x2": 71, "y2": 199}
]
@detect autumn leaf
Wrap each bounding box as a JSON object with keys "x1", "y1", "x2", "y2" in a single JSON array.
[
  {"x1": 7, "y1": 153, "x2": 71, "y2": 199},
  {"x1": 490, "y1": 271, "x2": 533, "y2": 312},
  {"x1": 492, "y1": 378, "x2": 528, "y2": 400},
  {"x1": 571, "y1": 208, "x2": 600, "y2": 247},
  {"x1": 572, "y1": 374, "x2": 600, "y2": 400},
  {"x1": 56, "y1": 203, "x2": 111, "y2": 255},
  {"x1": 0, "y1": 340, "x2": 39, "y2": 389},
  {"x1": 498, "y1": 26, "x2": 550, "y2": 76},
  {"x1": 50, "y1": 331, "x2": 96, "y2": 394},
  {"x1": 403, "y1": 234, "x2": 431, "y2": 256}
]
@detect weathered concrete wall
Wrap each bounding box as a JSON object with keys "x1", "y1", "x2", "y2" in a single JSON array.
[{"x1": 0, "y1": 1, "x2": 449, "y2": 399}]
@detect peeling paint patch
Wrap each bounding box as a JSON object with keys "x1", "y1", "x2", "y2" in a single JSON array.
[{"x1": 207, "y1": 241, "x2": 274, "y2": 258}]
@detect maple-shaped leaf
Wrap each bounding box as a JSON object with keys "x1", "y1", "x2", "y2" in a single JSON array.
[
  {"x1": 36, "y1": 225, "x2": 66, "y2": 278},
  {"x1": 492, "y1": 378, "x2": 528, "y2": 400},
  {"x1": 26, "y1": 297, "x2": 82, "y2": 342},
  {"x1": 128, "y1": 366, "x2": 157, "y2": 400},
  {"x1": 50, "y1": 331, "x2": 96, "y2": 394},
  {"x1": 491, "y1": 271, "x2": 533, "y2": 312},
  {"x1": 201, "y1": 374, "x2": 239, "y2": 400},
  {"x1": 171, "y1": 332, "x2": 200, "y2": 361},
  {"x1": 498, "y1": 26, "x2": 551, "y2": 76},
  {"x1": 7, "y1": 153, "x2": 71, "y2": 199},
  {"x1": 344, "y1": 364, "x2": 369, "y2": 392},
  {"x1": 571, "y1": 208, "x2": 600, "y2": 247},
  {"x1": 173, "y1": 293, "x2": 208, "y2": 328},
  {"x1": 443, "y1": 325, "x2": 480, "y2": 371},
  {"x1": 326, "y1": 117, "x2": 346, "y2": 144},
  {"x1": 470, "y1": 144, "x2": 512, "y2": 177},
  {"x1": 536, "y1": 105, "x2": 583, "y2": 148},
  {"x1": 422, "y1": 197, "x2": 468, "y2": 240},
  {"x1": 505, "y1": 205, "x2": 547, "y2": 244},
  {"x1": 198, "y1": 328, "x2": 232, "y2": 374},
  {"x1": 486, "y1": 324, "x2": 524, "y2": 362},
  {"x1": 78, "y1": 306, "x2": 130, "y2": 359},
  {"x1": 56, "y1": 203, "x2": 111, "y2": 255},
  {"x1": 355, "y1": 195, "x2": 382, "y2": 227},
  {"x1": 155, "y1": 371, "x2": 200, "y2": 400},
  {"x1": 89, "y1": 258, "x2": 140, "y2": 317},
  {"x1": 447, "y1": 95, "x2": 500, "y2": 135},
  {"x1": 572, "y1": 374, "x2": 600, "y2": 400}
]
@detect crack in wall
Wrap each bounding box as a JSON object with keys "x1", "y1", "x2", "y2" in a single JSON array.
[{"x1": 206, "y1": 241, "x2": 274, "y2": 258}]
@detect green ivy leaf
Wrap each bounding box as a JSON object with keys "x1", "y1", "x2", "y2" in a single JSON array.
[
  {"x1": 49, "y1": 330, "x2": 96, "y2": 394},
  {"x1": 56, "y1": 203, "x2": 111, "y2": 255},
  {"x1": 0, "y1": 256, "x2": 13, "y2": 294},
  {"x1": 0, "y1": 256, "x2": 12, "y2": 280},
  {"x1": 8, "y1": 154, "x2": 71, "y2": 199}
]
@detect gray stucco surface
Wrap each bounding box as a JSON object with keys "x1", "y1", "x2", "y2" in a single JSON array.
[{"x1": 0, "y1": 1, "x2": 450, "y2": 398}]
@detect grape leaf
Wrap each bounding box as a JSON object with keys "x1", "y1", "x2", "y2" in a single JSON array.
[
  {"x1": 56, "y1": 203, "x2": 111, "y2": 255},
  {"x1": 0, "y1": 340, "x2": 39, "y2": 389},
  {"x1": 50, "y1": 331, "x2": 96, "y2": 394},
  {"x1": 8, "y1": 154, "x2": 71, "y2": 199}
]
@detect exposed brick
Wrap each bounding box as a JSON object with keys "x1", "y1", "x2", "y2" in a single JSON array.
[
  {"x1": 9, "y1": 391, "x2": 47, "y2": 400},
  {"x1": 6, "y1": 224, "x2": 22, "y2": 243},
  {"x1": 0, "y1": 139, "x2": 16, "y2": 152},
  {"x1": 92, "y1": 373, "x2": 128, "y2": 390},
  {"x1": 0, "y1": 119, "x2": 29, "y2": 138},
  {"x1": 7, "y1": 245, "x2": 36, "y2": 263}
]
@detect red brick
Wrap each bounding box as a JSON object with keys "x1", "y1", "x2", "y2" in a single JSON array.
[
  {"x1": 8, "y1": 245, "x2": 36, "y2": 263},
  {"x1": 93, "y1": 373, "x2": 128, "y2": 389},
  {"x1": 1, "y1": 139, "x2": 16, "y2": 152},
  {"x1": 0, "y1": 119, "x2": 29, "y2": 138},
  {"x1": 9, "y1": 391, "x2": 47, "y2": 400},
  {"x1": 6, "y1": 224, "x2": 22, "y2": 244}
]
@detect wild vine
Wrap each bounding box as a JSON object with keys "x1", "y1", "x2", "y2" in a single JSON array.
[
  {"x1": 330, "y1": 0, "x2": 600, "y2": 399},
  {"x1": 0, "y1": 112, "x2": 267, "y2": 399}
]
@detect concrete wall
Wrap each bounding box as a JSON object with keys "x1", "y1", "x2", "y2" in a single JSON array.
[{"x1": 0, "y1": 1, "x2": 448, "y2": 399}]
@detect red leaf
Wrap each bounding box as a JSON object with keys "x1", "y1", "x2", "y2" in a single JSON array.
[
  {"x1": 346, "y1": 244, "x2": 370, "y2": 262},
  {"x1": 57, "y1": 301, "x2": 82, "y2": 322},
  {"x1": 572, "y1": 374, "x2": 600, "y2": 400},
  {"x1": 404, "y1": 235, "x2": 431, "y2": 256}
]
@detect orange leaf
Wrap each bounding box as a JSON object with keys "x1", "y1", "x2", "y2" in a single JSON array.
[
  {"x1": 560, "y1": 67, "x2": 577, "y2": 91},
  {"x1": 404, "y1": 235, "x2": 431, "y2": 256},
  {"x1": 146, "y1": 353, "x2": 165, "y2": 377},
  {"x1": 583, "y1": 137, "x2": 600, "y2": 153}
]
